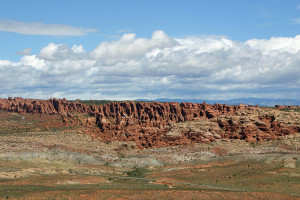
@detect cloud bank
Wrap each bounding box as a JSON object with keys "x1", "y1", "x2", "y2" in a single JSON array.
[
  {"x1": 0, "y1": 20, "x2": 97, "y2": 36},
  {"x1": 1, "y1": 30, "x2": 300, "y2": 100}
]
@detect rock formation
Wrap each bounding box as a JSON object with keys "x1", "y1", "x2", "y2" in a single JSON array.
[
  {"x1": 94, "y1": 102, "x2": 255, "y2": 147},
  {"x1": 0, "y1": 97, "x2": 299, "y2": 148}
]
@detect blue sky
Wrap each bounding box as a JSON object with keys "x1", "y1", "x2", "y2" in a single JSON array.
[{"x1": 0, "y1": 0, "x2": 300, "y2": 100}]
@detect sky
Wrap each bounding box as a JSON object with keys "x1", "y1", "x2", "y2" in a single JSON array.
[{"x1": 0, "y1": 0, "x2": 300, "y2": 100}]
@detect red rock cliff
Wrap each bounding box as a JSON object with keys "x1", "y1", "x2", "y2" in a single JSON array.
[
  {"x1": 0, "y1": 97, "x2": 94, "y2": 115},
  {"x1": 94, "y1": 102, "x2": 257, "y2": 147},
  {"x1": 0, "y1": 97, "x2": 299, "y2": 148}
]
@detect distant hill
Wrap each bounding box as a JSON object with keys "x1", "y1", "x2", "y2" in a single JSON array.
[{"x1": 136, "y1": 97, "x2": 300, "y2": 107}]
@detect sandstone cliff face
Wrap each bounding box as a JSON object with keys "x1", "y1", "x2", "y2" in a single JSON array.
[
  {"x1": 0, "y1": 97, "x2": 299, "y2": 148},
  {"x1": 94, "y1": 102, "x2": 256, "y2": 147},
  {"x1": 0, "y1": 97, "x2": 97, "y2": 116},
  {"x1": 215, "y1": 113, "x2": 300, "y2": 144}
]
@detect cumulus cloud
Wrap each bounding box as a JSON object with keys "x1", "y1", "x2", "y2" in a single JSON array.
[
  {"x1": 90, "y1": 30, "x2": 174, "y2": 65},
  {"x1": 245, "y1": 35, "x2": 300, "y2": 54},
  {"x1": 38, "y1": 43, "x2": 86, "y2": 61},
  {"x1": 0, "y1": 19, "x2": 97, "y2": 36},
  {"x1": 1, "y1": 31, "x2": 300, "y2": 100}
]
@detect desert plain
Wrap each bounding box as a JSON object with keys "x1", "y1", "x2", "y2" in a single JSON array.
[{"x1": 0, "y1": 97, "x2": 299, "y2": 199}]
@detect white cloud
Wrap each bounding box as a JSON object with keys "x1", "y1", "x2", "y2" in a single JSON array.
[
  {"x1": 38, "y1": 43, "x2": 86, "y2": 61},
  {"x1": 293, "y1": 18, "x2": 300, "y2": 24},
  {"x1": 0, "y1": 60, "x2": 19, "y2": 67},
  {"x1": 1, "y1": 31, "x2": 300, "y2": 100},
  {"x1": 90, "y1": 30, "x2": 174, "y2": 65},
  {"x1": 21, "y1": 55, "x2": 46, "y2": 70},
  {"x1": 17, "y1": 48, "x2": 32, "y2": 55},
  {"x1": 0, "y1": 19, "x2": 97, "y2": 36},
  {"x1": 245, "y1": 35, "x2": 300, "y2": 54},
  {"x1": 117, "y1": 29, "x2": 132, "y2": 34}
]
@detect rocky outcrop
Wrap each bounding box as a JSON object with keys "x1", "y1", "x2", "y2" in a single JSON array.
[
  {"x1": 0, "y1": 97, "x2": 97, "y2": 116},
  {"x1": 0, "y1": 97, "x2": 299, "y2": 148},
  {"x1": 215, "y1": 114, "x2": 300, "y2": 144},
  {"x1": 94, "y1": 102, "x2": 259, "y2": 147}
]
